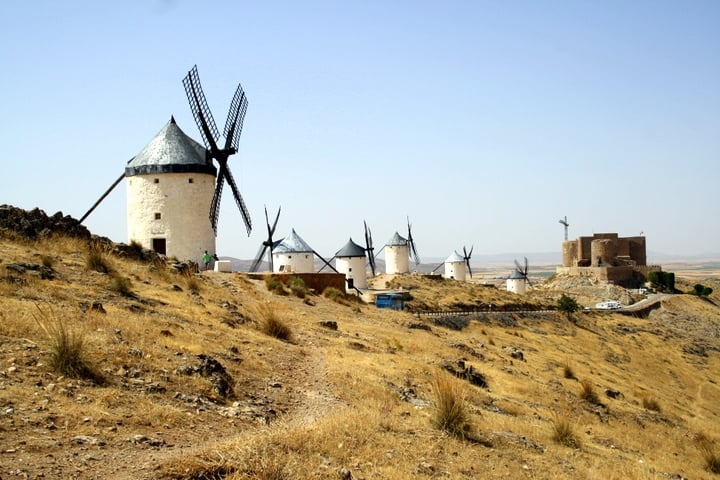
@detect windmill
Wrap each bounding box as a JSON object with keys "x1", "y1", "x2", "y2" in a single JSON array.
[
  {"x1": 407, "y1": 217, "x2": 420, "y2": 266},
  {"x1": 507, "y1": 257, "x2": 531, "y2": 294},
  {"x1": 559, "y1": 216, "x2": 570, "y2": 241},
  {"x1": 363, "y1": 220, "x2": 377, "y2": 277},
  {"x1": 183, "y1": 65, "x2": 252, "y2": 236},
  {"x1": 463, "y1": 245, "x2": 473, "y2": 278},
  {"x1": 249, "y1": 206, "x2": 281, "y2": 272}
]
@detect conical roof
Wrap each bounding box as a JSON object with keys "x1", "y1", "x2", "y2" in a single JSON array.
[
  {"x1": 386, "y1": 231, "x2": 407, "y2": 247},
  {"x1": 125, "y1": 117, "x2": 216, "y2": 176},
  {"x1": 335, "y1": 238, "x2": 366, "y2": 258},
  {"x1": 445, "y1": 251, "x2": 464, "y2": 263},
  {"x1": 274, "y1": 229, "x2": 313, "y2": 253},
  {"x1": 509, "y1": 270, "x2": 526, "y2": 280}
]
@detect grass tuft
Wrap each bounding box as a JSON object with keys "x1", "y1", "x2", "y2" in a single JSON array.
[
  {"x1": 641, "y1": 395, "x2": 662, "y2": 412},
  {"x1": 579, "y1": 379, "x2": 601, "y2": 405},
  {"x1": 563, "y1": 362, "x2": 576, "y2": 380},
  {"x1": 696, "y1": 434, "x2": 720, "y2": 474},
  {"x1": 257, "y1": 303, "x2": 293, "y2": 342},
  {"x1": 431, "y1": 370, "x2": 471, "y2": 439},
  {"x1": 34, "y1": 306, "x2": 100, "y2": 382},
  {"x1": 551, "y1": 411, "x2": 580, "y2": 448},
  {"x1": 86, "y1": 244, "x2": 111, "y2": 273},
  {"x1": 109, "y1": 275, "x2": 133, "y2": 297}
]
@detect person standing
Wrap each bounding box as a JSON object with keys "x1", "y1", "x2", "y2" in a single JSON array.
[{"x1": 202, "y1": 250, "x2": 212, "y2": 271}]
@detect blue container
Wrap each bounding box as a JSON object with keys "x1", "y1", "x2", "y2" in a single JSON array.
[{"x1": 375, "y1": 293, "x2": 404, "y2": 310}]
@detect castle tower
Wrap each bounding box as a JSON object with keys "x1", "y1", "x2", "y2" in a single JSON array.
[
  {"x1": 385, "y1": 232, "x2": 409, "y2": 274},
  {"x1": 334, "y1": 238, "x2": 367, "y2": 291},
  {"x1": 273, "y1": 229, "x2": 314, "y2": 273},
  {"x1": 443, "y1": 251, "x2": 466, "y2": 281},
  {"x1": 125, "y1": 117, "x2": 216, "y2": 262}
]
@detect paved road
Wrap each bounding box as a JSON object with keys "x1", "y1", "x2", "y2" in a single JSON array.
[{"x1": 619, "y1": 293, "x2": 673, "y2": 313}]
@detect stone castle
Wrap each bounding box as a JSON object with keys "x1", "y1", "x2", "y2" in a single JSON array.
[{"x1": 556, "y1": 233, "x2": 661, "y2": 286}]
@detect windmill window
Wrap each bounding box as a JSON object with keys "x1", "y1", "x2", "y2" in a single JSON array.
[
  {"x1": 154, "y1": 178, "x2": 159, "y2": 184},
  {"x1": 188, "y1": 178, "x2": 194, "y2": 184},
  {"x1": 154, "y1": 213, "x2": 161, "y2": 220},
  {"x1": 348, "y1": 267, "x2": 352, "y2": 272}
]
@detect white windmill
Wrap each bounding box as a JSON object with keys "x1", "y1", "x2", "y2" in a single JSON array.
[
  {"x1": 506, "y1": 257, "x2": 531, "y2": 295},
  {"x1": 334, "y1": 238, "x2": 368, "y2": 291},
  {"x1": 272, "y1": 229, "x2": 314, "y2": 273}
]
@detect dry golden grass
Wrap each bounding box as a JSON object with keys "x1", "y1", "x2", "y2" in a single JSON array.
[{"x1": 1, "y1": 234, "x2": 720, "y2": 479}]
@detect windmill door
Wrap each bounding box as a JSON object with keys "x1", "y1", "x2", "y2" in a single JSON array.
[{"x1": 152, "y1": 238, "x2": 167, "y2": 255}]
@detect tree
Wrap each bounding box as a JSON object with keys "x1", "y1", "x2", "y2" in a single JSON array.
[
  {"x1": 557, "y1": 294, "x2": 580, "y2": 321},
  {"x1": 692, "y1": 284, "x2": 713, "y2": 297}
]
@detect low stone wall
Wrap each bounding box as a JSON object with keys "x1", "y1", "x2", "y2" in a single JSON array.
[{"x1": 247, "y1": 272, "x2": 346, "y2": 294}]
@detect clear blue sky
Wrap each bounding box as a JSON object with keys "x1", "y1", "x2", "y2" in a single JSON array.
[{"x1": 2, "y1": 1, "x2": 718, "y2": 262}]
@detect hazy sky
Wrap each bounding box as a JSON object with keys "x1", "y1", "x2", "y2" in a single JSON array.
[{"x1": 2, "y1": 1, "x2": 718, "y2": 262}]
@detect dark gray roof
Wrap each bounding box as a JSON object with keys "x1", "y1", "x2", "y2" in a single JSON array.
[
  {"x1": 386, "y1": 231, "x2": 407, "y2": 247},
  {"x1": 335, "y1": 238, "x2": 366, "y2": 258},
  {"x1": 274, "y1": 228, "x2": 313, "y2": 253},
  {"x1": 125, "y1": 117, "x2": 216, "y2": 176},
  {"x1": 509, "y1": 270, "x2": 526, "y2": 279}
]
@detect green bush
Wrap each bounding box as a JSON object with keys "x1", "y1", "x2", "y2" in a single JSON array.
[
  {"x1": 557, "y1": 294, "x2": 580, "y2": 320},
  {"x1": 287, "y1": 276, "x2": 308, "y2": 298},
  {"x1": 265, "y1": 277, "x2": 287, "y2": 295},
  {"x1": 692, "y1": 284, "x2": 713, "y2": 297}
]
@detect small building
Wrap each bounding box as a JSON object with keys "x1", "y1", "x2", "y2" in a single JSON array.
[
  {"x1": 375, "y1": 293, "x2": 405, "y2": 310},
  {"x1": 334, "y1": 238, "x2": 368, "y2": 291},
  {"x1": 272, "y1": 229, "x2": 314, "y2": 273},
  {"x1": 506, "y1": 270, "x2": 527, "y2": 295},
  {"x1": 385, "y1": 232, "x2": 409, "y2": 274},
  {"x1": 126, "y1": 117, "x2": 216, "y2": 262},
  {"x1": 443, "y1": 251, "x2": 467, "y2": 281}
]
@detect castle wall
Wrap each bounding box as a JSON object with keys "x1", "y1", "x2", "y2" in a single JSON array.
[
  {"x1": 126, "y1": 172, "x2": 216, "y2": 262},
  {"x1": 591, "y1": 239, "x2": 618, "y2": 266}
]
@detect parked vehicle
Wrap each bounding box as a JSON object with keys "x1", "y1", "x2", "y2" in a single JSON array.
[{"x1": 595, "y1": 300, "x2": 622, "y2": 310}]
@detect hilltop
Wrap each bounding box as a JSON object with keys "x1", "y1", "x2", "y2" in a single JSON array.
[{"x1": 1, "y1": 207, "x2": 720, "y2": 479}]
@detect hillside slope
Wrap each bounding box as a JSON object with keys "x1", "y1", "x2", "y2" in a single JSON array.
[{"x1": 1, "y1": 229, "x2": 719, "y2": 479}]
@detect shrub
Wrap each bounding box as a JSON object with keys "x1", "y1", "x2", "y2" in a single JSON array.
[
  {"x1": 648, "y1": 271, "x2": 675, "y2": 292},
  {"x1": 186, "y1": 276, "x2": 200, "y2": 294},
  {"x1": 287, "y1": 276, "x2": 308, "y2": 298},
  {"x1": 431, "y1": 371, "x2": 471, "y2": 439},
  {"x1": 551, "y1": 411, "x2": 580, "y2": 448},
  {"x1": 257, "y1": 303, "x2": 292, "y2": 342},
  {"x1": 691, "y1": 284, "x2": 713, "y2": 297},
  {"x1": 35, "y1": 307, "x2": 99, "y2": 381},
  {"x1": 579, "y1": 379, "x2": 601, "y2": 404},
  {"x1": 265, "y1": 277, "x2": 287, "y2": 296}
]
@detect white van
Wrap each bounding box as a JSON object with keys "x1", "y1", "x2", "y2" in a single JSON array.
[{"x1": 595, "y1": 301, "x2": 622, "y2": 310}]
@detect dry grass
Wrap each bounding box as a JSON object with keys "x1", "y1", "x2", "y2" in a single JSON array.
[
  {"x1": 2, "y1": 232, "x2": 720, "y2": 479},
  {"x1": 33, "y1": 306, "x2": 100, "y2": 382},
  {"x1": 579, "y1": 379, "x2": 601, "y2": 405},
  {"x1": 641, "y1": 395, "x2": 662, "y2": 412},
  {"x1": 256, "y1": 302, "x2": 293, "y2": 341},
  {"x1": 430, "y1": 370, "x2": 472, "y2": 439},
  {"x1": 563, "y1": 362, "x2": 576, "y2": 379},
  {"x1": 551, "y1": 411, "x2": 580, "y2": 448}
]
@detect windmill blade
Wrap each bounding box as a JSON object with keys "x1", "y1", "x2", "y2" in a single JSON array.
[
  {"x1": 431, "y1": 262, "x2": 444, "y2": 274},
  {"x1": 222, "y1": 166, "x2": 252, "y2": 235},
  {"x1": 524, "y1": 256, "x2": 529, "y2": 275},
  {"x1": 407, "y1": 217, "x2": 420, "y2": 265},
  {"x1": 364, "y1": 220, "x2": 376, "y2": 277},
  {"x1": 249, "y1": 244, "x2": 268, "y2": 273},
  {"x1": 269, "y1": 206, "x2": 281, "y2": 238},
  {"x1": 79, "y1": 171, "x2": 126, "y2": 223},
  {"x1": 223, "y1": 83, "x2": 248, "y2": 152},
  {"x1": 209, "y1": 163, "x2": 227, "y2": 233},
  {"x1": 183, "y1": 65, "x2": 220, "y2": 151},
  {"x1": 514, "y1": 258, "x2": 523, "y2": 273}
]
